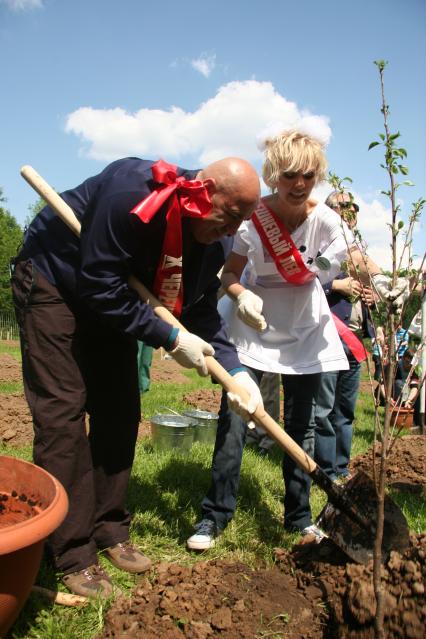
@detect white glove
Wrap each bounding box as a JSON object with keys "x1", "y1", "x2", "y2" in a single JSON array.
[
  {"x1": 388, "y1": 277, "x2": 410, "y2": 311},
  {"x1": 169, "y1": 331, "x2": 214, "y2": 377},
  {"x1": 236, "y1": 290, "x2": 267, "y2": 331},
  {"x1": 371, "y1": 273, "x2": 392, "y2": 301},
  {"x1": 372, "y1": 274, "x2": 410, "y2": 311},
  {"x1": 227, "y1": 371, "x2": 263, "y2": 429}
]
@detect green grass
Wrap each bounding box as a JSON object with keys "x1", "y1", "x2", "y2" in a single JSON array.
[
  {"x1": 0, "y1": 341, "x2": 21, "y2": 358},
  {"x1": 0, "y1": 340, "x2": 22, "y2": 394},
  {"x1": 2, "y1": 351, "x2": 425, "y2": 639}
]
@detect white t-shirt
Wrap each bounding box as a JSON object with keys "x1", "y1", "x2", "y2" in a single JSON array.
[{"x1": 218, "y1": 201, "x2": 350, "y2": 374}]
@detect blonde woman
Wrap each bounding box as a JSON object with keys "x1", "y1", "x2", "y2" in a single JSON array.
[{"x1": 187, "y1": 129, "x2": 350, "y2": 550}]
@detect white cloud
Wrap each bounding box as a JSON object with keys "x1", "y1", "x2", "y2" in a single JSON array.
[
  {"x1": 65, "y1": 80, "x2": 329, "y2": 166},
  {"x1": 2, "y1": 0, "x2": 43, "y2": 10},
  {"x1": 64, "y1": 79, "x2": 420, "y2": 270},
  {"x1": 191, "y1": 53, "x2": 216, "y2": 78}
]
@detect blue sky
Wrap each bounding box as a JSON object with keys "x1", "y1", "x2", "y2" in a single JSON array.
[{"x1": 1, "y1": 0, "x2": 425, "y2": 269}]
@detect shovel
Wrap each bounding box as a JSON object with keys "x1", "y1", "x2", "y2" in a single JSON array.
[{"x1": 20, "y1": 165, "x2": 410, "y2": 565}]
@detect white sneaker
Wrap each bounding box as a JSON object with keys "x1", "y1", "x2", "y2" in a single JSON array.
[
  {"x1": 187, "y1": 519, "x2": 218, "y2": 550},
  {"x1": 301, "y1": 524, "x2": 327, "y2": 543}
]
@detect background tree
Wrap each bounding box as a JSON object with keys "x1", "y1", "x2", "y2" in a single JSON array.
[
  {"x1": 23, "y1": 195, "x2": 46, "y2": 229},
  {"x1": 0, "y1": 188, "x2": 23, "y2": 313}
]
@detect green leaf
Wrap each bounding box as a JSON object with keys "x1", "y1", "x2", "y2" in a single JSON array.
[
  {"x1": 379, "y1": 133, "x2": 385, "y2": 140},
  {"x1": 399, "y1": 166, "x2": 409, "y2": 175},
  {"x1": 398, "y1": 220, "x2": 404, "y2": 229},
  {"x1": 389, "y1": 132, "x2": 401, "y2": 140},
  {"x1": 368, "y1": 141, "x2": 380, "y2": 150},
  {"x1": 402, "y1": 180, "x2": 415, "y2": 186}
]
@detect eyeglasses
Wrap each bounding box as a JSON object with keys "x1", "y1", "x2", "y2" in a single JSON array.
[{"x1": 333, "y1": 201, "x2": 359, "y2": 213}]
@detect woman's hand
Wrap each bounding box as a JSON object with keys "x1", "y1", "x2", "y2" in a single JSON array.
[{"x1": 236, "y1": 290, "x2": 267, "y2": 330}]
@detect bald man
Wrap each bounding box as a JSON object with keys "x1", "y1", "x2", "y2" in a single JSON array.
[{"x1": 11, "y1": 156, "x2": 261, "y2": 597}]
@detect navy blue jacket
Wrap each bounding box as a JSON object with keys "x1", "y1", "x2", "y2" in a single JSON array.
[{"x1": 20, "y1": 158, "x2": 241, "y2": 371}]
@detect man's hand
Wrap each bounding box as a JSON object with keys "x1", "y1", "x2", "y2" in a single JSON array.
[
  {"x1": 236, "y1": 290, "x2": 267, "y2": 331},
  {"x1": 388, "y1": 277, "x2": 410, "y2": 311},
  {"x1": 372, "y1": 274, "x2": 410, "y2": 312},
  {"x1": 333, "y1": 277, "x2": 362, "y2": 299},
  {"x1": 227, "y1": 371, "x2": 263, "y2": 429},
  {"x1": 169, "y1": 331, "x2": 214, "y2": 377}
]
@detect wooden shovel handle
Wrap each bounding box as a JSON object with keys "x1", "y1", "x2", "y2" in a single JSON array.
[
  {"x1": 128, "y1": 275, "x2": 316, "y2": 473},
  {"x1": 20, "y1": 165, "x2": 316, "y2": 475}
]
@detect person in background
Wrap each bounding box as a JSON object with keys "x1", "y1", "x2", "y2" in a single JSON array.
[
  {"x1": 187, "y1": 128, "x2": 351, "y2": 551},
  {"x1": 246, "y1": 372, "x2": 281, "y2": 454},
  {"x1": 137, "y1": 341, "x2": 154, "y2": 393},
  {"x1": 11, "y1": 156, "x2": 262, "y2": 597},
  {"x1": 371, "y1": 325, "x2": 385, "y2": 382},
  {"x1": 395, "y1": 322, "x2": 409, "y2": 359},
  {"x1": 314, "y1": 191, "x2": 375, "y2": 481},
  {"x1": 378, "y1": 348, "x2": 419, "y2": 415}
]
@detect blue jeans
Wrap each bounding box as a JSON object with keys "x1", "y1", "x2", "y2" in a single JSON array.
[
  {"x1": 200, "y1": 367, "x2": 321, "y2": 532},
  {"x1": 315, "y1": 344, "x2": 361, "y2": 479}
]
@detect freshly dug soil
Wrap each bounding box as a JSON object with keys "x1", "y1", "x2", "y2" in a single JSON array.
[
  {"x1": 0, "y1": 353, "x2": 22, "y2": 383},
  {"x1": 0, "y1": 393, "x2": 33, "y2": 448},
  {"x1": 350, "y1": 436, "x2": 426, "y2": 489},
  {"x1": 98, "y1": 534, "x2": 426, "y2": 639},
  {"x1": 98, "y1": 558, "x2": 326, "y2": 639}
]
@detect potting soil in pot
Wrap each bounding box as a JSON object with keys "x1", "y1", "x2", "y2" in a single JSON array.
[{"x1": 0, "y1": 491, "x2": 40, "y2": 528}]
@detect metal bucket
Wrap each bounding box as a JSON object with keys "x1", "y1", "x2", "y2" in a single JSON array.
[
  {"x1": 150, "y1": 414, "x2": 196, "y2": 454},
  {"x1": 183, "y1": 409, "x2": 219, "y2": 445}
]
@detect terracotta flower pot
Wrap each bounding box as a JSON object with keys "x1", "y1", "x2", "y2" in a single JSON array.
[
  {"x1": 0, "y1": 456, "x2": 68, "y2": 638},
  {"x1": 390, "y1": 407, "x2": 414, "y2": 429}
]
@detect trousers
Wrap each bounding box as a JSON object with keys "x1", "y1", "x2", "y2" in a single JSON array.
[
  {"x1": 200, "y1": 367, "x2": 321, "y2": 531},
  {"x1": 315, "y1": 343, "x2": 361, "y2": 479},
  {"x1": 11, "y1": 260, "x2": 141, "y2": 573}
]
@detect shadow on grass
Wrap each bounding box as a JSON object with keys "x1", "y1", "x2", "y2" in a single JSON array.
[{"x1": 127, "y1": 442, "x2": 283, "y2": 548}]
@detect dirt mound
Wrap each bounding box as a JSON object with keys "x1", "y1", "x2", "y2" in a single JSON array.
[
  {"x1": 350, "y1": 435, "x2": 426, "y2": 489},
  {"x1": 0, "y1": 393, "x2": 33, "y2": 447},
  {"x1": 150, "y1": 356, "x2": 189, "y2": 385},
  {"x1": 277, "y1": 532, "x2": 426, "y2": 639},
  {"x1": 0, "y1": 353, "x2": 22, "y2": 383},
  {"x1": 183, "y1": 389, "x2": 222, "y2": 414},
  {"x1": 98, "y1": 534, "x2": 425, "y2": 639},
  {"x1": 97, "y1": 559, "x2": 325, "y2": 639}
]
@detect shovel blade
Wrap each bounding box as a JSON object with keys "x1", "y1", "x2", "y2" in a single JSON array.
[{"x1": 316, "y1": 471, "x2": 410, "y2": 564}]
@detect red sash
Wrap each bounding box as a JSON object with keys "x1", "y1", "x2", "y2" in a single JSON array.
[
  {"x1": 252, "y1": 200, "x2": 367, "y2": 362},
  {"x1": 251, "y1": 201, "x2": 316, "y2": 286},
  {"x1": 331, "y1": 314, "x2": 367, "y2": 363},
  {"x1": 130, "y1": 160, "x2": 212, "y2": 317}
]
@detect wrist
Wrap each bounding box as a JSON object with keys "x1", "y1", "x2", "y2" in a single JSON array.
[{"x1": 164, "y1": 327, "x2": 179, "y2": 351}]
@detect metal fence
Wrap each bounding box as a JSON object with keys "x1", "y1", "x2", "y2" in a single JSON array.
[{"x1": 0, "y1": 312, "x2": 19, "y2": 340}]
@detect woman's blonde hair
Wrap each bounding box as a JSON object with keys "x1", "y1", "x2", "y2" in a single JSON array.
[{"x1": 262, "y1": 130, "x2": 328, "y2": 191}]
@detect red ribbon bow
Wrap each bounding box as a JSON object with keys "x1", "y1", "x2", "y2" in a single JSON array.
[
  {"x1": 130, "y1": 159, "x2": 212, "y2": 222},
  {"x1": 129, "y1": 160, "x2": 212, "y2": 318}
]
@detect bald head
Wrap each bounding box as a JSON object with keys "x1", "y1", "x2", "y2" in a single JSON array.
[
  {"x1": 199, "y1": 157, "x2": 260, "y2": 208},
  {"x1": 191, "y1": 157, "x2": 260, "y2": 244}
]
